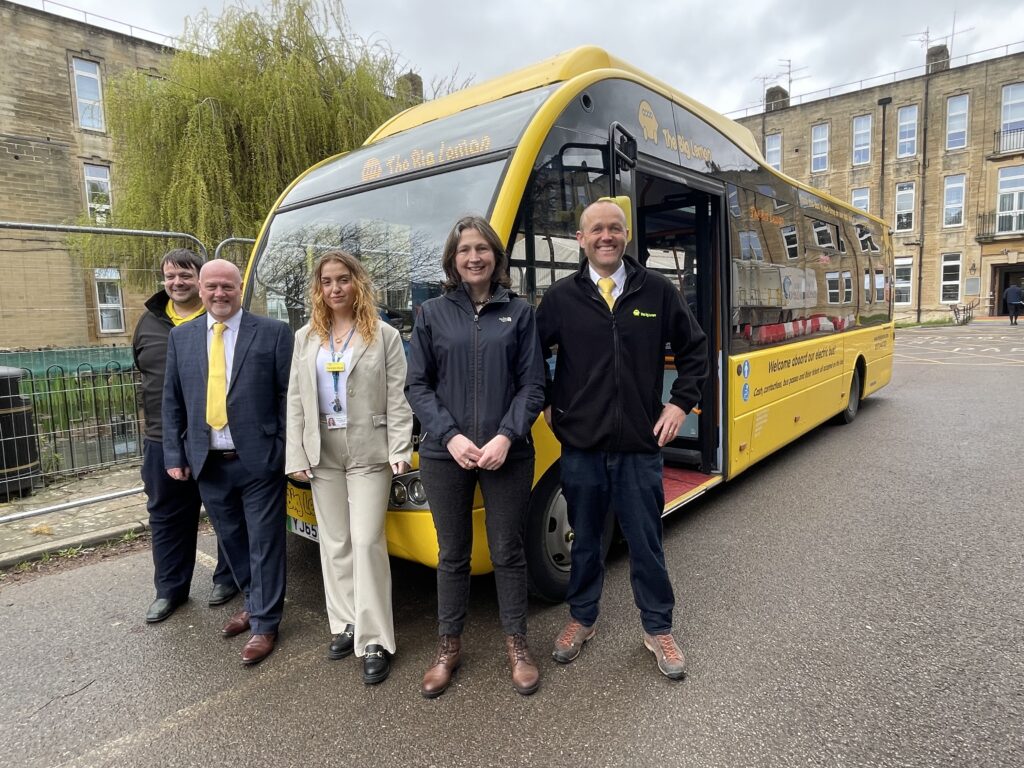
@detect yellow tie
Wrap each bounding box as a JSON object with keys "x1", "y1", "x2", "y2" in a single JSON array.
[
  {"x1": 597, "y1": 277, "x2": 616, "y2": 311},
  {"x1": 206, "y1": 322, "x2": 228, "y2": 430}
]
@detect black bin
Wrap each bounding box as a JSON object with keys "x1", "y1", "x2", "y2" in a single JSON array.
[{"x1": 0, "y1": 366, "x2": 41, "y2": 501}]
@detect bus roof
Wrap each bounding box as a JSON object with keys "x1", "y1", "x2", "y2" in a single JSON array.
[{"x1": 368, "y1": 45, "x2": 764, "y2": 162}]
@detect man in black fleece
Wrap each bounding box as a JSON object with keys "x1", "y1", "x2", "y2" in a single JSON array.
[
  {"x1": 536, "y1": 198, "x2": 707, "y2": 680},
  {"x1": 133, "y1": 249, "x2": 236, "y2": 623}
]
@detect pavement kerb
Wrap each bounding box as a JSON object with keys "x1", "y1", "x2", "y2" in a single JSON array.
[{"x1": 0, "y1": 518, "x2": 152, "y2": 570}]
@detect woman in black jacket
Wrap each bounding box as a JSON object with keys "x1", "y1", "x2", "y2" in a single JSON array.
[{"x1": 406, "y1": 215, "x2": 545, "y2": 698}]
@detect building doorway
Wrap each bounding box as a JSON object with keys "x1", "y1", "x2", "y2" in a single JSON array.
[{"x1": 996, "y1": 265, "x2": 1024, "y2": 315}]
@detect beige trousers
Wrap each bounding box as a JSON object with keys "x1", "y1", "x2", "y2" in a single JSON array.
[{"x1": 310, "y1": 424, "x2": 395, "y2": 656}]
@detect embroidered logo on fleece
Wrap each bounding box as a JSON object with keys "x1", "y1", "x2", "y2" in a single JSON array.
[
  {"x1": 632, "y1": 309, "x2": 657, "y2": 318},
  {"x1": 499, "y1": 316, "x2": 512, "y2": 323}
]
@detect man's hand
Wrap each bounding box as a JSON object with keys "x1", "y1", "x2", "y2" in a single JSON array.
[
  {"x1": 391, "y1": 461, "x2": 411, "y2": 475},
  {"x1": 289, "y1": 469, "x2": 313, "y2": 482},
  {"x1": 167, "y1": 467, "x2": 191, "y2": 481},
  {"x1": 476, "y1": 435, "x2": 511, "y2": 471},
  {"x1": 446, "y1": 434, "x2": 482, "y2": 470},
  {"x1": 543, "y1": 405, "x2": 552, "y2": 428},
  {"x1": 653, "y1": 403, "x2": 686, "y2": 447}
]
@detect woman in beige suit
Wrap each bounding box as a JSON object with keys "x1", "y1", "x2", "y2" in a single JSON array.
[{"x1": 285, "y1": 251, "x2": 412, "y2": 685}]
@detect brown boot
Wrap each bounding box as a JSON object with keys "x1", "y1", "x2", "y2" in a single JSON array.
[
  {"x1": 420, "y1": 634, "x2": 462, "y2": 698},
  {"x1": 506, "y1": 634, "x2": 540, "y2": 696}
]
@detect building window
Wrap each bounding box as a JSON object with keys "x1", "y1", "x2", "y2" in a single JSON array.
[
  {"x1": 894, "y1": 257, "x2": 912, "y2": 304},
  {"x1": 72, "y1": 57, "x2": 105, "y2": 131},
  {"x1": 94, "y1": 268, "x2": 124, "y2": 332},
  {"x1": 1001, "y1": 83, "x2": 1024, "y2": 153},
  {"x1": 811, "y1": 123, "x2": 829, "y2": 173},
  {"x1": 738, "y1": 231, "x2": 764, "y2": 261},
  {"x1": 84, "y1": 164, "x2": 112, "y2": 223},
  {"x1": 895, "y1": 181, "x2": 915, "y2": 232},
  {"x1": 856, "y1": 223, "x2": 880, "y2": 253},
  {"x1": 851, "y1": 187, "x2": 869, "y2": 212},
  {"x1": 897, "y1": 105, "x2": 918, "y2": 158},
  {"x1": 825, "y1": 272, "x2": 840, "y2": 304},
  {"x1": 946, "y1": 94, "x2": 968, "y2": 150},
  {"x1": 852, "y1": 115, "x2": 871, "y2": 165},
  {"x1": 811, "y1": 218, "x2": 836, "y2": 249},
  {"x1": 765, "y1": 133, "x2": 782, "y2": 171},
  {"x1": 940, "y1": 254, "x2": 961, "y2": 303},
  {"x1": 943, "y1": 174, "x2": 965, "y2": 228},
  {"x1": 780, "y1": 225, "x2": 799, "y2": 259},
  {"x1": 997, "y1": 165, "x2": 1024, "y2": 233}
]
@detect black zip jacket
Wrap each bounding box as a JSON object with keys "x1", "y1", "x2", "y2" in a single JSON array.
[
  {"x1": 535, "y1": 255, "x2": 708, "y2": 453},
  {"x1": 405, "y1": 284, "x2": 546, "y2": 461},
  {"x1": 131, "y1": 290, "x2": 204, "y2": 442}
]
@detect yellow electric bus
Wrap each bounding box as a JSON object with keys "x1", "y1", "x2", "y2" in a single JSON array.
[{"x1": 243, "y1": 46, "x2": 894, "y2": 601}]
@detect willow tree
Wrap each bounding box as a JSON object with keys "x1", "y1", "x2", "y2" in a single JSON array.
[{"x1": 86, "y1": 0, "x2": 419, "y2": 279}]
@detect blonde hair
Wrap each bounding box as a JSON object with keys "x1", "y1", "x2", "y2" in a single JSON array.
[{"x1": 308, "y1": 251, "x2": 379, "y2": 345}]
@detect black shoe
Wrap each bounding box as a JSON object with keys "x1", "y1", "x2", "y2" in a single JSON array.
[
  {"x1": 328, "y1": 625, "x2": 355, "y2": 660},
  {"x1": 207, "y1": 582, "x2": 239, "y2": 606},
  {"x1": 362, "y1": 644, "x2": 391, "y2": 685},
  {"x1": 146, "y1": 596, "x2": 186, "y2": 623}
]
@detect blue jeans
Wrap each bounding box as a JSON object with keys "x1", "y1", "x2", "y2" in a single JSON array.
[{"x1": 560, "y1": 446, "x2": 674, "y2": 635}]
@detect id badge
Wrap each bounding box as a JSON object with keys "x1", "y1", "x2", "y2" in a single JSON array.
[
  {"x1": 325, "y1": 414, "x2": 347, "y2": 430},
  {"x1": 325, "y1": 361, "x2": 346, "y2": 373}
]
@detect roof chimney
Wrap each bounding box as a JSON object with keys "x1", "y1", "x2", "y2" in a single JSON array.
[
  {"x1": 765, "y1": 85, "x2": 789, "y2": 112},
  {"x1": 927, "y1": 44, "x2": 950, "y2": 74}
]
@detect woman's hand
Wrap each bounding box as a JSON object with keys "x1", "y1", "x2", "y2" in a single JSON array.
[
  {"x1": 391, "y1": 461, "x2": 411, "y2": 475},
  {"x1": 289, "y1": 469, "x2": 314, "y2": 482},
  {"x1": 476, "y1": 434, "x2": 511, "y2": 471},
  {"x1": 446, "y1": 434, "x2": 482, "y2": 470}
]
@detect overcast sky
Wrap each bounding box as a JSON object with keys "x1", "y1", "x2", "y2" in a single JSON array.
[{"x1": 15, "y1": 0, "x2": 1024, "y2": 114}]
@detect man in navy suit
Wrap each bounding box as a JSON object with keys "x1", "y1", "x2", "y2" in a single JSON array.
[{"x1": 163, "y1": 259, "x2": 293, "y2": 666}]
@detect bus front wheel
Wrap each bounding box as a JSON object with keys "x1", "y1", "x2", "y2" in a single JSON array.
[
  {"x1": 525, "y1": 465, "x2": 614, "y2": 603},
  {"x1": 837, "y1": 367, "x2": 862, "y2": 424}
]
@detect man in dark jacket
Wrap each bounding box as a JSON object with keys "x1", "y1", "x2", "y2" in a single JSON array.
[
  {"x1": 133, "y1": 249, "x2": 236, "y2": 623},
  {"x1": 536, "y1": 198, "x2": 708, "y2": 680},
  {"x1": 1003, "y1": 282, "x2": 1023, "y2": 325}
]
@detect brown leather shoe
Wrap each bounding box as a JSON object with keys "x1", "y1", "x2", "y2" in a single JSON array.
[
  {"x1": 420, "y1": 634, "x2": 461, "y2": 698},
  {"x1": 221, "y1": 610, "x2": 251, "y2": 637},
  {"x1": 241, "y1": 633, "x2": 276, "y2": 666},
  {"x1": 506, "y1": 634, "x2": 540, "y2": 696}
]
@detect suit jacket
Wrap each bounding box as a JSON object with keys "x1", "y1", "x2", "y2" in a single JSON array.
[
  {"x1": 285, "y1": 322, "x2": 413, "y2": 474},
  {"x1": 163, "y1": 310, "x2": 293, "y2": 480}
]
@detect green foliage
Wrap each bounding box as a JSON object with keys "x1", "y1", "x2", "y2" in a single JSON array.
[{"x1": 85, "y1": 0, "x2": 417, "y2": 281}]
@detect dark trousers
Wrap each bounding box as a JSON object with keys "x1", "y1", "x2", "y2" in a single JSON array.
[
  {"x1": 142, "y1": 439, "x2": 231, "y2": 600},
  {"x1": 560, "y1": 446, "x2": 674, "y2": 635},
  {"x1": 419, "y1": 455, "x2": 534, "y2": 636},
  {"x1": 197, "y1": 455, "x2": 286, "y2": 635},
  {"x1": 1009, "y1": 303, "x2": 1021, "y2": 324}
]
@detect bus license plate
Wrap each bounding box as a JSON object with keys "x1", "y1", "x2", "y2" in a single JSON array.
[{"x1": 286, "y1": 515, "x2": 319, "y2": 542}]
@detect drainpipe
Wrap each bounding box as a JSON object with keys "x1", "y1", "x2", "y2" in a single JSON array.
[
  {"x1": 877, "y1": 97, "x2": 891, "y2": 217},
  {"x1": 915, "y1": 75, "x2": 932, "y2": 323}
]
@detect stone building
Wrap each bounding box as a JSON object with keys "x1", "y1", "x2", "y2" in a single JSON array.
[
  {"x1": 737, "y1": 45, "x2": 1024, "y2": 321},
  {"x1": 0, "y1": 0, "x2": 173, "y2": 350}
]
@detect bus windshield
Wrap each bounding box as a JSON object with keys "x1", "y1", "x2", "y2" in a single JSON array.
[{"x1": 246, "y1": 159, "x2": 506, "y2": 332}]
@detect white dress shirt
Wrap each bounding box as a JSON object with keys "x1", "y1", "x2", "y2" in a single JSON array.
[
  {"x1": 588, "y1": 260, "x2": 628, "y2": 301},
  {"x1": 207, "y1": 309, "x2": 243, "y2": 449}
]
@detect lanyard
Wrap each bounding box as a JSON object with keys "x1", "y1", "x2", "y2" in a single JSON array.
[{"x1": 328, "y1": 325, "x2": 356, "y2": 413}]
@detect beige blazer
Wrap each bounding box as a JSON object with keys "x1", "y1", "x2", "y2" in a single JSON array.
[{"x1": 285, "y1": 322, "x2": 413, "y2": 474}]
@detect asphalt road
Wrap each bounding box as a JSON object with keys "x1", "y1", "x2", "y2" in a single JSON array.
[{"x1": 1, "y1": 324, "x2": 1022, "y2": 768}]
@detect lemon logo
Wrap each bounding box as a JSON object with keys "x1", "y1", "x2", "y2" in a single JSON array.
[
  {"x1": 633, "y1": 309, "x2": 640, "y2": 316},
  {"x1": 638, "y1": 100, "x2": 659, "y2": 143},
  {"x1": 362, "y1": 157, "x2": 383, "y2": 182}
]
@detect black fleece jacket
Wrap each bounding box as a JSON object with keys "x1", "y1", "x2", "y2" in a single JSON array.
[
  {"x1": 405, "y1": 284, "x2": 545, "y2": 461},
  {"x1": 535, "y1": 255, "x2": 708, "y2": 453},
  {"x1": 131, "y1": 290, "x2": 205, "y2": 442}
]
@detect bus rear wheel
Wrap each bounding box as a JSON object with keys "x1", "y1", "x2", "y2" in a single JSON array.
[
  {"x1": 525, "y1": 465, "x2": 614, "y2": 603},
  {"x1": 837, "y1": 367, "x2": 861, "y2": 424}
]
